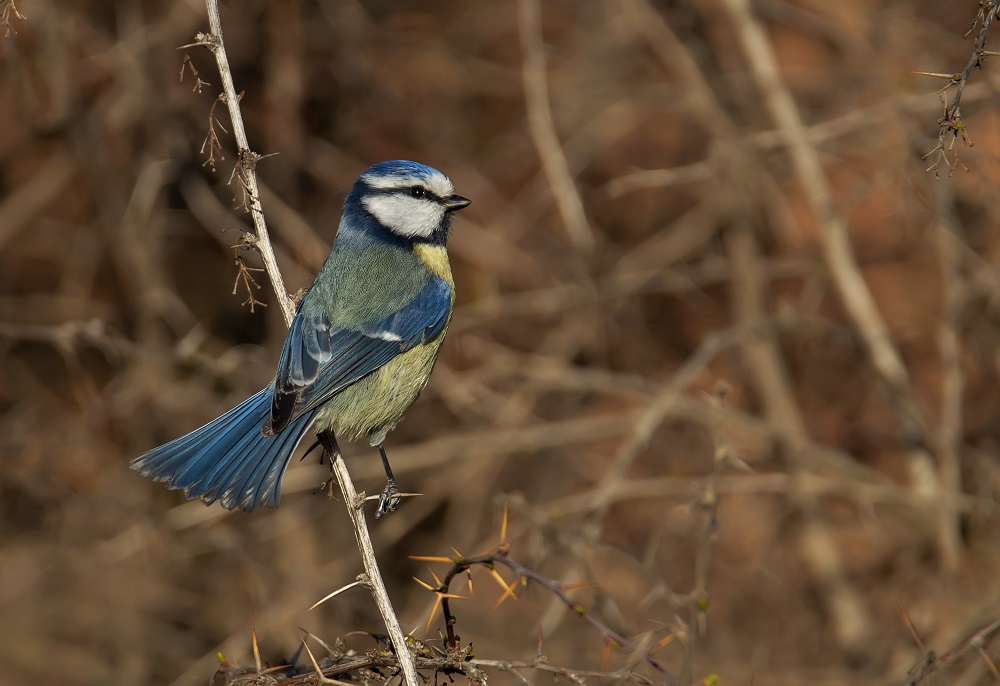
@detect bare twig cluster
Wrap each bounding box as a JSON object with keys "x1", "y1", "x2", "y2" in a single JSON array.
[
  {"x1": 198, "y1": 94, "x2": 227, "y2": 173},
  {"x1": 0, "y1": 0, "x2": 24, "y2": 38},
  {"x1": 179, "y1": 53, "x2": 210, "y2": 94},
  {"x1": 231, "y1": 243, "x2": 266, "y2": 313}
]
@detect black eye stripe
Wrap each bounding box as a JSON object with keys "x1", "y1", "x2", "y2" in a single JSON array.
[
  {"x1": 400, "y1": 186, "x2": 442, "y2": 202},
  {"x1": 366, "y1": 183, "x2": 446, "y2": 202}
]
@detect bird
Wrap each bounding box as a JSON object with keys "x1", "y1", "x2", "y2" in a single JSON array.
[{"x1": 131, "y1": 160, "x2": 470, "y2": 518}]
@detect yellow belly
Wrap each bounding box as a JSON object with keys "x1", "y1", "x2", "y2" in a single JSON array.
[{"x1": 312, "y1": 334, "x2": 446, "y2": 446}]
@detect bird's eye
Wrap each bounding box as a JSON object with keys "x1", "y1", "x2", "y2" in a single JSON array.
[{"x1": 409, "y1": 186, "x2": 426, "y2": 199}]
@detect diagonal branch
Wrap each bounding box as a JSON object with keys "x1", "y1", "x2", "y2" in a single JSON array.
[
  {"x1": 943, "y1": 2, "x2": 999, "y2": 129},
  {"x1": 191, "y1": 3, "x2": 418, "y2": 685}
]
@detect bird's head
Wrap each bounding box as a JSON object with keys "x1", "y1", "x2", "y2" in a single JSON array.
[{"x1": 346, "y1": 160, "x2": 471, "y2": 245}]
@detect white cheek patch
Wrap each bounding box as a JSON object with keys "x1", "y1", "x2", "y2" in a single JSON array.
[{"x1": 363, "y1": 195, "x2": 445, "y2": 238}]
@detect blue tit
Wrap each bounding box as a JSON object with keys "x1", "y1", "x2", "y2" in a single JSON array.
[{"x1": 131, "y1": 160, "x2": 470, "y2": 518}]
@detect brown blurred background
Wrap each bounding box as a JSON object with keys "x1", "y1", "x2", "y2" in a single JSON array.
[{"x1": 3, "y1": 0, "x2": 1000, "y2": 684}]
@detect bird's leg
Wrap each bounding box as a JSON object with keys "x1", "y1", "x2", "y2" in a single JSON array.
[
  {"x1": 316, "y1": 430, "x2": 341, "y2": 499},
  {"x1": 375, "y1": 443, "x2": 402, "y2": 519}
]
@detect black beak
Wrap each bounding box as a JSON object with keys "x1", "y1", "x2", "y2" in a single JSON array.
[{"x1": 443, "y1": 194, "x2": 471, "y2": 211}]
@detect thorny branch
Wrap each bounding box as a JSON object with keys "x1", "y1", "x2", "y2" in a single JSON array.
[
  {"x1": 904, "y1": 614, "x2": 1000, "y2": 685},
  {"x1": 230, "y1": 147, "x2": 280, "y2": 214},
  {"x1": 919, "y1": 1, "x2": 1000, "y2": 176},
  {"x1": 413, "y1": 545, "x2": 676, "y2": 681},
  {"x1": 947, "y1": 2, "x2": 999, "y2": 126}
]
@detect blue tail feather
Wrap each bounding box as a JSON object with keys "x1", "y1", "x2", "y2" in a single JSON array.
[
  {"x1": 130, "y1": 387, "x2": 316, "y2": 511},
  {"x1": 224, "y1": 419, "x2": 305, "y2": 510}
]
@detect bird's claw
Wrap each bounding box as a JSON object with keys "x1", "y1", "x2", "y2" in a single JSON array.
[{"x1": 375, "y1": 479, "x2": 402, "y2": 519}]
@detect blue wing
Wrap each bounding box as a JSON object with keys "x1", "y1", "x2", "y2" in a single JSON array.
[{"x1": 267, "y1": 276, "x2": 452, "y2": 433}]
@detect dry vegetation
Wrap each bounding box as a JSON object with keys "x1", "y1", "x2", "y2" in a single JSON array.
[{"x1": 3, "y1": 0, "x2": 1000, "y2": 684}]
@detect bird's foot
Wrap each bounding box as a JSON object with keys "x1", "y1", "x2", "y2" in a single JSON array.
[
  {"x1": 314, "y1": 477, "x2": 337, "y2": 500},
  {"x1": 375, "y1": 479, "x2": 402, "y2": 519},
  {"x1": 313, "y1": 454, "x2": 338, "y2": 499}
]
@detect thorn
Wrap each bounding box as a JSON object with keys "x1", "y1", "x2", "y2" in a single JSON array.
[
  {"x1": 409, "y1": 555, "x2": 458, "y2": 563},
  {"x1": 250, "y1": 618, "x2": 263, "y2": 674},
  {"x1": 413, "y1": 576, "x2": 437, "y2": 592},
  {"x1": 301, "y1": 640, "x2": 339, "y2": 685},
  {"x1": 297, "y1": 627, "x2": 338, "y2": 656},
  {"x1": 899, "y1": 605, "x2": 926, "y2": 650},
  {"x1": 978, "y1": 645, "x2": 999, "y2": 678},
  {"x1": 652, "y1": 633, "x2": 676, "y2": 653},
  {"x1": 491, "y1": 571, "x2": 520, "y2": 608},
  {"x1": 912, "y1": 71, "x2": 963, "y2": 82},
  {"x1": 308, "y1": 580, "x2": 366, "y2": 611}
]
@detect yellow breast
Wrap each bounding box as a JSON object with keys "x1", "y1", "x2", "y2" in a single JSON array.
[{"x1": 414, "y1": 243, "x2": 454, "y2": 291}]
